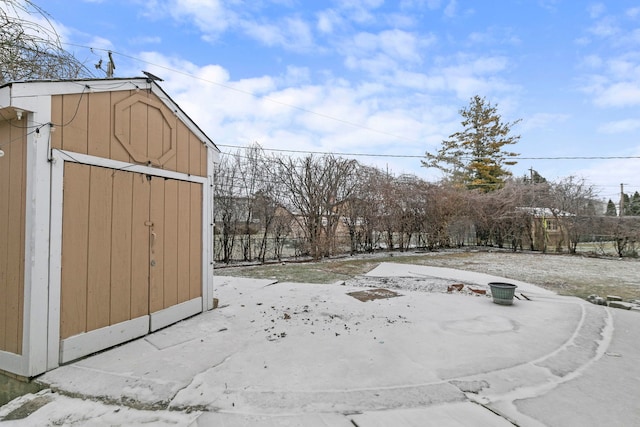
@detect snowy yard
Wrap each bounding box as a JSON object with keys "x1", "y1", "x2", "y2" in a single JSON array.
[{"x1": 217, "y1": 249, "x2": 640, "y2": 301}]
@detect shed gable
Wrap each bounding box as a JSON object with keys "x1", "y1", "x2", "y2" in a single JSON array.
[
  {"x1": 51, "y1": 90, "x2": 208, "y2": 177},
  {"x1": 114, "y1": 93, "x2": 176, "y2": 166}
]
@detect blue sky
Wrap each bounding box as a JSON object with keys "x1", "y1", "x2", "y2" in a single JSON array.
[{"x1": 39, "y1": 0, "x2": 640, "y2": 201}]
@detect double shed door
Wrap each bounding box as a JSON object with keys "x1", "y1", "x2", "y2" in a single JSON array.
[{"x1": 60, "y1": 163, "x2": 202, "y2": 359}]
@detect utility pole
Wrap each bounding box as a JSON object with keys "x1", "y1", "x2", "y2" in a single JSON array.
[{"x1": 620, "y1": 183, "x2": 624, "y2": 217}]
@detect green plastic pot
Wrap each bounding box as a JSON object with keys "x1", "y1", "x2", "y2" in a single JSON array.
[{"x1": 489, "y1": 282, "x2": 517, "y2": 305}]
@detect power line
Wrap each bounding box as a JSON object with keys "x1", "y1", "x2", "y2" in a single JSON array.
[
  {"x1": 217, "y1": 143, "x2": 640, "y2": 161},
  {"x1": 63, "y1": 44, "x2": 417, "y2": 143},
  {"x1": 62, "y1": 44, "x2": 640, "y2": 165}
]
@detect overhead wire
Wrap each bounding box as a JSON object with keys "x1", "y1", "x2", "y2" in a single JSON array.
[
  {"x1": 216, "y1": 143, "x2": 640, "y2": 161},
  {"x1": 2, "y1": 44, "x2": 636, "y2": 199},
  {"x1": 41, "y1": 44, "x2": 640, "y2": 168},
  {"x1": 64, "y1": 44, "x2": 418, "y2": 143}
]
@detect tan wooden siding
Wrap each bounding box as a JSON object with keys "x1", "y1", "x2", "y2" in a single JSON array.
[
  {"x1": 0, "y1": 119, "x2": 26, "y2": 355},
  {"x1": 60, "y1": 163, "x2": 90, "y2": 338},
  {"x1": 60, "y1": 164, "x2": 202, "y2": 339},
  {"x1": 50, "y1": 91, "x2": 207, "y2": 176}
]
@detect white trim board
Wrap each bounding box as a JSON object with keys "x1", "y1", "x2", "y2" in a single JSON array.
[
  {"x1": 0, "y1": 351, "x2": 26, "y2": 378},
  {"x1": 59, "y1": 316, "x2": 150, "y2": 364},
  {"x1": 52, "y1": 150, "x2": 208, "y2": 184},
  {"x1": 150, "y1": 298, "x2": 202, "y2": 332},
  {"x1": 48, "y1": 154, "x2": 211, "y2": 368}
]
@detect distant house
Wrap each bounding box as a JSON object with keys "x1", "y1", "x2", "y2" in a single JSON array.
[
  {"x1": 516, "y1": 207, "x2": 574, "y2": 251},
  {"x1": 0, "y1": 78, "x2": 219, "y2": 378}
]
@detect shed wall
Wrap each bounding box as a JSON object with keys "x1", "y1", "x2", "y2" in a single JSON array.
[
  {"x1": 59, "y1": 154, "x2": 204, "y2": 340},
  {"x1": 0, "y1": 119, "x2": 26, "y2": 355},
  {"x1": 50, "y1": 90, "x2": 208, "y2": 177}
]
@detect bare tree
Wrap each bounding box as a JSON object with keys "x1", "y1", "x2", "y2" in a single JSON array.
[
  {"x1": 274, "y1": 154, "x2": 358, "y2": 260},
  {"x1": 597, "y1": 216, "x2": 640, "y2": 257},
  {"x1": 342, "y1": 166, "x2": 386, "y2": 254},
  {"x1": 235, "y1": 144, "x2": 270, "y2": 262},
  {"x1": 213, "y1": 151, "x2": 241, "y2": 263},
  {"x1": 1, "y1": 0, "x2": 92, "y2": 83},
  {"x1": 549, "y1": 176, "x2": 597, "y2": 253},
  {"x1": 376, "y1": 173, "x2": 403, "y2": 251},
  {"x1": 270, "y1": 206, "x2": 293, "y2": 261}
]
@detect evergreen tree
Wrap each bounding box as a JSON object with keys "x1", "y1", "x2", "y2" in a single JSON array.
[
  {"x1": 523, "y1": 169, "x2": 547, "y2": 184},
  {"x1": 623, "y1": 193, "x2": 631, "y2": 216},
  {"x1": 605, "y1": 199, "x2": 617, "y2": 216},
  {"x1": 630, "y1": 191, "x2": 640, "y2": 216},
  {"x1": 422, "y1": 95, "x2": 520, "y2": 192}
]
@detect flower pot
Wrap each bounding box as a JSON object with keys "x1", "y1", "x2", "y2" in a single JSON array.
[{"x1": 489, "y1": 282, "x2": 517, "y2": 305}]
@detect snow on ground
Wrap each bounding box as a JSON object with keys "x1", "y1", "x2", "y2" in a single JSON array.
[
  {"x1": 2, "y1": 261, "x2": 639, "y2": 426},
  {"x1": 0, "y1": 389, "x2": 201, "y2": 426}
]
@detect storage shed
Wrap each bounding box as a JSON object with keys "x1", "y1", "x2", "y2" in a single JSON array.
[{"x1": 0, "y1": 78, "x2": 219, "y2": 378}]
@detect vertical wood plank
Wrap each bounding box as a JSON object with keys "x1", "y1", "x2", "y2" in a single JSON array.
[
  {"x1": 130, "y1": 101, "x2": 148, "y2": 161},
  {"x1": 162, "y1": 114, "x2": 177, "y2": 171},
  {"x1": 149, "y1": 177, "x2": 165, "y2": 313},
  {"x1": 60, "y1": 163, "x2": 90, "y2": 339},
  {"x1": 175, "y1": 123, "x2": 189, "y2": 175},
  {"x1": 189, "y1": 182, "x2": 203, "y2": 299},
  {"x1": 163, "y1": 179, "x2": 178, "y2": 308},
  {"x1": 61, "y1": 93, "x2": 89, "y2": 154},
  {"x1": 110, "y1": 170, "x2": 133, "y2": 324},
  {"x1": 87, "y1": 92, "x2": 111, "y2": 158},
  {"x1": 177, "y1": 180, "x2": 190, "y2": 303},
  {"x1": 110, "y1": 90, "x2": 133, "y2": 163},
  {"x1": 50, "y1": 95, "x2": 63, "y2": 150},
  {"x1": 3, "y1": 126, "x2": 26, "y2": 353},
  {"x1": 0, "y1": 123, "x2": 9, "y2": 351},
  {"x1": 86, "y1": 166, "x2": 113, "y2": 330},
  {"x1": 130, "y1": 173, "x2": 150, "y2": 318},
  {"x1": 0, "y1": 122, "x2": 25, "y2": 353},
  {"x1": 147, "y1": 107, "x2": 163, "y2": 163},
  {"x1": 200, "y1": 143, "x2": 208, "y2": 177},
  {"x1": 17, "y1": 127, "x2": 26, "y2": 353},
  {"x1": 188, "y1": 133, "x2": 201, "y2": 177}
]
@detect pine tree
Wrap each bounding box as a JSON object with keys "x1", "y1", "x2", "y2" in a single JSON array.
[
  {"x1": 605, "y1": 199, "x2": 617, "y2": 216},
  {"x1": 422, "y1": 95, "x2": 520, "y2": 192},
  {"x1": 523, "y1": 169, "x2": 547, "y2": 184},
  {"x1": 623, "y1": 193, "x2": 631, "y2": 216},
  {"x1": 630, "y1": 191, "x2": 640, "y2": 216}
]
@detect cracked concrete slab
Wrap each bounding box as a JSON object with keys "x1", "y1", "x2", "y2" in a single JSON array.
[{"x1": 11, "y1": 265, "x2": 640, "y2": 426}]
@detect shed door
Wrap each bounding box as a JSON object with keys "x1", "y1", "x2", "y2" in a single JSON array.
[{"x1": 59, "y1": 163, "x2": 202, "y2": 362}]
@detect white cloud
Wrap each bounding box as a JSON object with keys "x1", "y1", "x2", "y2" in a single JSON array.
[
  {"x1": 626, "y1": 7, "x2": 640, "y2": 19},
  {"x1": 598, "y1": 118, "x2": 640, "y2": 133},
  {"x1": 578, "y1": 6, "x2": 640, "y2": 109},
  {"x1": 131, "y1": 50, "x2": 447, "y2": 177},
  {"x1": 338, "y1": 0, "x2": 385, "y2": 24},
  {"x1": 400, "y1": 0, "x2": 442, "y2": 10},
  {"x1": 588, "y1": 16, "x2": 620, "y2": 38},
  {"x1": 588, "y1": 3, "x2": 606, "y2": 19},
  {"x1": 580, "y1": 54, "x2": 603, "y2": 69},
  {"x1": 341, "y1": 29, "x2": 435, "y2": 74},
  {"x1": 241, "y1": 16, "x2": 315, "y2": 52},
  {"x1": 575, "y1": 152, "x2": 640, "y2": 200},
  {"x1": 434, "y1": 55, "x2": 516, "y2": 100},
  {"x1": 86, "y1": 36, "x2": 113, "y2": 51},
  {"x1": 444, "y1": 0, "x2": 457, "y2": 18},
  {"x1": 129, "y1": 36, "x2": 162, "y2": 45},
  {"x1": 521, "y1": 113, "x2": 570, "y2": 132},
  {"x1": 161, "y1": 0, "x2": 234, "y2": 38},
  {"x1": 316, "y1": 9, "x2": 342, "y2": 34},
  {"x1": 467, "y1": 27, "x2": 521, "y2": 46},
  {"x1": 593, "y1": 81, "x2": 640, "y2": 107}
]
